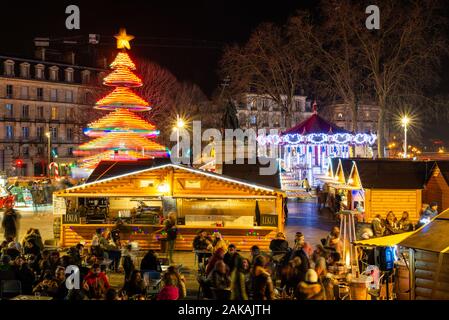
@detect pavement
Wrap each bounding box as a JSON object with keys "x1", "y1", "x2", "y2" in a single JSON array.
[{"x1": 2, "y1": 199, "x2": 339, "y2": 297}]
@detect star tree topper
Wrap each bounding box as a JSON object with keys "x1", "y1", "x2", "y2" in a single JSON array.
[{"x1": 114, "y1": 28, "x2": 134, "y2": 50}]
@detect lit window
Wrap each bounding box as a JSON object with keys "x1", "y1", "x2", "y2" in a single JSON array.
[
  {"x1": 22, "y1": 127, "x2": 29, "y2": 138},
  {"x1": 337, "y1": 113, "x2": 343, "y2": 119},
  {"x1": 6, "y1": 126, "x2": 13, "y2": 139},
  {"x1": 5, "y1": 104, "x2": 13, "y2": 117},
  {"x1": 250, "y1": 115, "x2": 257, "y2": 125},
  {"x1": 51, "y1": 107, "x2": 57, "y2": 120}
]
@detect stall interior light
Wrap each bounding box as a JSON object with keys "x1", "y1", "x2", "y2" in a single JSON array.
[{"x1": 157, "y1": 182, "x2": 170, "y2": 193}]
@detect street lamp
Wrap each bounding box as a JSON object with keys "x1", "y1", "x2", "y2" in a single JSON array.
[
  {"x1": 45, "y1": 131, "x2": 51, "y2": 176},
  {"x1": 174, "y1": 115, "x2": 185, "y2": 158},
  {"x1": 401, "y1": 116, "x2": 410, "y2": 158}
]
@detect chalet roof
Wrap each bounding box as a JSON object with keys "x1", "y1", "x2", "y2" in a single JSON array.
[
  {"x1": 59, "y1": 163, "x2": 284, "y2": 197},
  {"x1": 222, "y1": 158, "x2": 281, "y2": 189},
  {"x1": 435, "y1": 161, "x2": 449, "y2": 185},
  {"x1": 340, "y1": 158, "x2": 355, "y2": 181},
  {"x1": 282, "y1": 113, "x2": 351, "y2": 136},
  {"x1": 329, "y1": 158, "x2": 340, "y2": 177},
  {"x1": 399, "y1": 209, "x2": 449, "y2": 253},
  {"x1": 353, "y1": 159, "x2": 432, "y2": 189},
  {"x1": 86, "y1": 158, "x2": 171, "y2": 183}
]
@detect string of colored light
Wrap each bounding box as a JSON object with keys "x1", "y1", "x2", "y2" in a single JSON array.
[
  {"x1": 95, "y1": 87, "x2": 151, "y2": 111},
  {"x1": 110, "y1": 52, "x2": 136, "y2": 70},
  {"x1": 84, "y1": 109, "x2": 158, "y2": 137},
  {"x1": 79, "y1": 132, "x2": 168, "y2": 151},
  {"x1": 103, "y1": 66, "x2": 143, "y2": 87}
]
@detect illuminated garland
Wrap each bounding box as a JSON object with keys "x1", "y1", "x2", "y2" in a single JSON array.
[
  {"x1": 77, "y1": 29, "x2": 168, "y2": 169},
  {"x1": 103, "y1": 66, "x2": 143, "y2": 87},
  {"x1": 95, "y1": 87, "x2": 151, "y2": 111},
  {"x1": 257, "y1": 132, "x2": 377, "y2": 146},
  {"x1": 110, "y1": 52, "x2": 136, "y2": 70},
  {"x1": 79, "y1": 132, "x2": 168, "y2": 151},
  {"x1": 84, "y1": 109, "x2": 159, "y2": 137}
]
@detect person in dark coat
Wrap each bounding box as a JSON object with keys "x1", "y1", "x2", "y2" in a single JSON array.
[
  {"x1": 140, "y1": 250, "x2": 162, "y2": 272},
  {"x1": 192, "y1": 230, "x2": 213, "y2": 264},
  {"x1": 1, "y1": 203, "x2": 19, "y2": 240},
  {"x1": 223, "y1": 244, "x2": 240, "y2": 272}
]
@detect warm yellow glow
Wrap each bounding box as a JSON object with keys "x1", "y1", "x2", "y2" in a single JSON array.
[
  {"x1": 114, "y1": 28, "x2": 134, "y2": 50},
  {"x1": 345, "y1": 251, "x2": 351, "y2": 267},
  {"x1": 45, "y1": 132, "x2": 50, "y2": 138},
  {"x1": 177, "y1": 119, "x2": 185, "y2": 128},
  {"x1": 348, "y1": 178, "x2": 354, "y2": 184},
  {"x1": 401, "y1": 116, "x2": 410, "y2": 126},
  {"x1": 157, "y1": 182, "x2": 170, "y2": 193}
]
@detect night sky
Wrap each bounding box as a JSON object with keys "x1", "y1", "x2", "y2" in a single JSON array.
[
  {"x1": 0, "y1": 0, "x2": 314, "y2": 96},
  {"x1": 1, "y1": 0, "x2": 449, "y2": 145}
]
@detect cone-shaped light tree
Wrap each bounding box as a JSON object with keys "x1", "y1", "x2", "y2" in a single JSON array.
[{"x1": 76, "y1": 29, "x2": 168, "y2": 168}]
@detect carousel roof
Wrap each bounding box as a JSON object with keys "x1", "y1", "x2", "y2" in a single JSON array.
[
  {"x1": 282, "y1": 101, "x2": 351, "y2": 135},
  {"x1": 282, "y1": 112, "x2": 351, "y2": 136}
]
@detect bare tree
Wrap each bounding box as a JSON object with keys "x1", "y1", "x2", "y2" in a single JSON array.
[
  {"x1": 135, "y1": 60, "x2": 211, "y2": 145},
  {"x1": 345, "y1": 0, "x2": 447, "y2": 157},
  {"x1": 220, "y1": 23, "x2": 308, "y2": 128},
  {"x1": 288, "y1": 4, "x2": 366, "y2": 132}
]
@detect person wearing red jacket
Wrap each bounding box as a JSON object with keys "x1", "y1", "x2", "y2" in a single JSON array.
[
  {"x1": 157, "y1": 273, "x2": 179, "y2": 300},
  {"x1": 83, "y1": 263, "x2": 110, "y2": 299}
]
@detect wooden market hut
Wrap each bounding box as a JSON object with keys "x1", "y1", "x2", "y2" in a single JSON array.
[
  {"x1": 342, "y1": 159, "x2": 433, "y2": 222},
  {"x1": 399, "y1": 209, "x2": 449, "y2": 300},
  {"x1": 55, "y1": 163, "x2": 286, "y2": 251},
  {"x1": 423, "y1": 161, "x2": 449, "y2": 212}
]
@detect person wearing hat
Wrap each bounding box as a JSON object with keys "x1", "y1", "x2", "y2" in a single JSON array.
[
  {"x1": 296, "y1": 269, "x2": 325, "y2": 300},
  {"x1": 269, "y1": 232, "x2": 289, "y2": 256}
]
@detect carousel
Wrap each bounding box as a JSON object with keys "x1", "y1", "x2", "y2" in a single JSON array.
[{"x1": 257, "y1": 102, "x2": 377, "y2": 189}]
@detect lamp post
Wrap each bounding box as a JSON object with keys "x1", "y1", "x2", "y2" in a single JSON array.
[
  {"x1": 401, "y1": 116, "x2": 410, "y2": 158},
  {"x1": 175, "y1": 115, "x2": 185, "y2": 158},
  {"x1": 45, "y1": 131, "x2": 51, "y2": 176}
]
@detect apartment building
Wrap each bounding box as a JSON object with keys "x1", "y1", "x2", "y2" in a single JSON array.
[
  {"x1": 0, "y1": 56, "x2": 105, "y2": 176},
  {"x1": 237, "y1": 93, "x2": 312, "y2": 133}
]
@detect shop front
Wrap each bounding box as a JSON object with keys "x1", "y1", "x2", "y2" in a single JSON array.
[{"x1": 54, "y1": 163, "x2": 285, "y2": 251}]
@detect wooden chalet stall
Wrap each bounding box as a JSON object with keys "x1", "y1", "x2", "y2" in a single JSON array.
[
  {"x1": 325, "y1": 159, "x2": 432, "y2": 222},
  {"x1": 399, "y1": 209, "x2": 449, "y2": 300},
  {"x1": 55, "y1": 163, "x2": 285, "y2": 252},
  {"x1": 423, "y1": 161, "x2": 449, "y2": 212}
]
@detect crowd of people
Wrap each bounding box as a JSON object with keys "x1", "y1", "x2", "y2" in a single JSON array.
[
  {"x1": 193, "y1": 228, "x2": 349, "y2": 300},
  {"x1": 0, "y1": 221, "x2": 188, "y2": 300}
]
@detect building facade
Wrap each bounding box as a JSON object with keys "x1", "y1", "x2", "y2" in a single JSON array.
[
  {"x1": 0, "y1": 56, "x2": 105, "y2": 177},
  {"x1": 330, "y1": 102, "x2": 380, "y2": 133},
  {"x1": 237, "y1": 93, "x2": 312, "y2": 134}
]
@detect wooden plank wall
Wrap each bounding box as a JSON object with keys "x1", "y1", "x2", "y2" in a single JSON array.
[
  {"x1": 61, "y1": 225, "x2": 275, "y2": 252},
  {"x1": 414, "y1": 250, "x2": 449, "y2": 300},
  {"x1": 365, "y1": 189, "x2": 421, "y2": 222},
  {"x1": 423, "y1": 169, "x2": 449, "y2": 211}
]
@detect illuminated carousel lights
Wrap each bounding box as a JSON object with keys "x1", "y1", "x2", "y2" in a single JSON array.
[{"x1": 257, "y1": 133, "x2": 377, "y2": 146}]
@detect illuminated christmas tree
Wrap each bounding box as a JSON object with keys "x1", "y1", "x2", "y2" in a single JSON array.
[{"x1": 77, "y1": 29, "x2": 168, "y2": 169}]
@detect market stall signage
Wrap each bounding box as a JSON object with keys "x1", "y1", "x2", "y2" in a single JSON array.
[
  {"x1": 62, "y1": 212, "x2": 80, "y2": 224},
  {"x1": 260, "y1": 214, "x2": 278, "y2": 227}
]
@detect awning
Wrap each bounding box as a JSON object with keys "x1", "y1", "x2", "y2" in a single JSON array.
[{"x1": 353, "y1": 232, "x2": 414, "y2": 247}]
